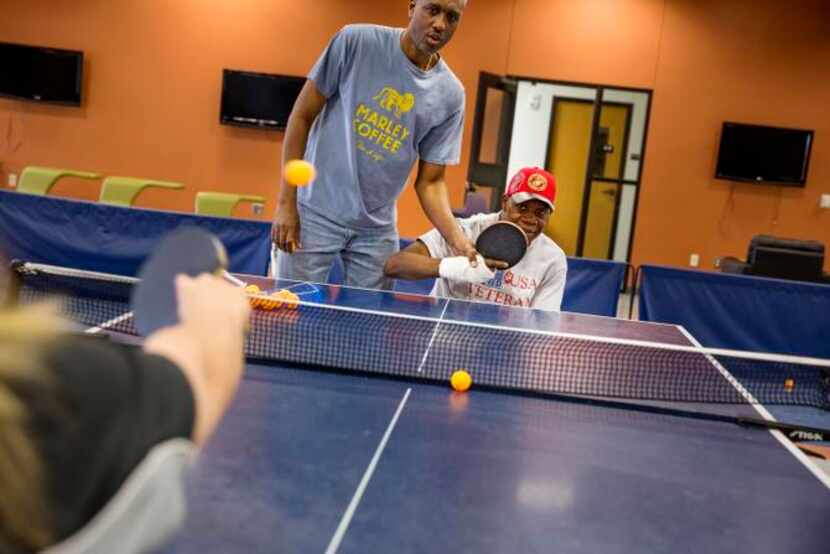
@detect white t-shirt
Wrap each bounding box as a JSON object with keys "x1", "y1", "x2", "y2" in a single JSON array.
[{"x1": 418, "y1": 212, "x2": 568, "y2": 311}]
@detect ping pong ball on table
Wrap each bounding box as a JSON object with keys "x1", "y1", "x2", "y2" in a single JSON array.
[
  {"x1": 277, "y1": 289, "x2": 300, "y2": 310},
  {"x1": 284, "y1": 160, "x2": 316, "y2": 187},
  {"x1": 244, "y1": 284, "x2": 263, "y2": 309},
  {"x1": 451, "y1": 370, "x2": 472, "y2": 392}
]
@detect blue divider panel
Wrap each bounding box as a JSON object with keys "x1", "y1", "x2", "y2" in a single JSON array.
[
  {"x1": 331, "y1": 245, "x2": 626, "y2": 316},
  {"x1": 0, "y1": 191, "x2": 271, "y2": 276},
  {"x1": 1, "y1": 191, "x2": 626, "y2": 316},
  {"x1": 638, "y1": 264, "x2": 830, "y2": 357},
  {"x1": 561, "y1": 257, "x2": 627, "y2": 317}
]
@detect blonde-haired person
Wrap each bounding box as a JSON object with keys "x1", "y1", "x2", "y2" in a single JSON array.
[{"x1": 0, "y1": 269, "x2": 249, "y2": 553}]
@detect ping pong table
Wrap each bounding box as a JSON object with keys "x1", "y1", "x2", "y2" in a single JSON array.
[
  {"x1": 14, "y1": 265, "x2": 830, "y2": 553},
  {"x1": 150, "y1": 276, "x2": 828, "y2": 554}
]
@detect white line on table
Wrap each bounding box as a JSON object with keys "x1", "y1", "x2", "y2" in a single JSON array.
[{"x1": 324, "y1": 388, "x2": 412, "y2": 554}]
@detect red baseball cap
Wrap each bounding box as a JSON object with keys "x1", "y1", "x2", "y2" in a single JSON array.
[{"x1": 504, "y1": 167, "x2": 556, "y2": 211}]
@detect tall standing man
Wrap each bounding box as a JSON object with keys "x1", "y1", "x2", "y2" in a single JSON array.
[{"x1": 272, "y1": 1, "x2": 478, "y2": 289}]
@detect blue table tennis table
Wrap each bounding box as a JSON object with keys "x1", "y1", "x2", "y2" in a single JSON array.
[{"x1": 143, "y1": 277, "x2": 829, "y2": 554}]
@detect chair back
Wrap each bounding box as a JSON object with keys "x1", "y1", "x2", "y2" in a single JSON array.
[
  {"x1": 195, "y1": 192, "x2": 265, "y2": 217},
  {"x1": 747, "y1": 235, "x2": 825, "y2": 282},
  {"x1": 99, "y1": 177, "x2": 184, "y2": 207},
  {"x1": 18, "y1": 167, "x2": 100, "y2": 195}
]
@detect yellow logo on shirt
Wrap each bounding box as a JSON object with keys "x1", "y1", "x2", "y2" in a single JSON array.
[
  {"x1": 373, "y1": 87, "x2": 416, "y2": 118},
  {"x1": 352, "y1": 86, "x2": 415, "y2": 162}
]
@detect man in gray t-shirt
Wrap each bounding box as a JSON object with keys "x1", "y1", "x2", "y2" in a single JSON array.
[{"x1": 271, "y1": 0, "x2": 476, "y2": 290}]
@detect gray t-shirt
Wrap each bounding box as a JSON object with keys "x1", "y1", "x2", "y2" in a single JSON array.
[
  {"x1": 298, "y1": 24, "x2": 465, "y2": 229},
  {"x1": 419, "y1": 212, "x2": 569, "y2": 311}
]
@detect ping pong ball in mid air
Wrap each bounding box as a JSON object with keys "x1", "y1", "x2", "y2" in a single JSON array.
[
  {"x1": 284, "y1": 159, "x2": 316, "y2": 187},
  {"x1": 451, "y1": 370, "x2": 472, "y2": 392}
]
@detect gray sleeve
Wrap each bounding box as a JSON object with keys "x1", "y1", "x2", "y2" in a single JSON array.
[
  {"x1": 418, "y1": 105, "x2": 465, "y2": 166},
  {"x1": 418, "y1": 227, "x2": 453, "y2": 259},
  {"x1": 308, "y1": 26, "x2": 356, "y2": 98},
  {"x1": 531, "y1": 256, "x2": 568, "y2": 312}
]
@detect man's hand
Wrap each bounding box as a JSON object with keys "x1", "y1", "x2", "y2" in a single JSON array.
[
  {"x1": 414, "y1": 161, "x2": 481, "y2": 265},
  {"x1": 438, "y1": 255, "x2": 495, "y2": 284},
  {"x1": 449, "y1": 235, "x2": 479, "y2": 266},
  {"x1": 271, "y1": 202, "x2": 301, "y2": 254},
  {"x1": 272, "y1": 79, "x2": 326, "y2": 255}
]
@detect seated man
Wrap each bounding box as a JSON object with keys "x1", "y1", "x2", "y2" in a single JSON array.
[{"x1": 384, "y1": 167, "x2": 567, "y2": 310}]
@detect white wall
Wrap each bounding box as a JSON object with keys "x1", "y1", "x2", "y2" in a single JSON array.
[{"x1": 507, "y1": 81, "x2": 597, "y2": 181}]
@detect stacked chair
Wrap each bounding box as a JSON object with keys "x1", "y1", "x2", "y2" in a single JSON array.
[{"x1": 16, "y1": 165, "x2": 264, "y2": 219}]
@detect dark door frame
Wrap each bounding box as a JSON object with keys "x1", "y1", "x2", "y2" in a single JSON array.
[
  {"x1": 467, "y1": 72, "x2": 517, "y2": 212},
  {"x1": 544, "y1": 96, "x2": 633, "y2": 259},
  {"x1": 467, "y1": 73, "x2": 653, "y2": 262},
  {"x1": 507, "y1": 75, "x2": 653, "y2": 262}
]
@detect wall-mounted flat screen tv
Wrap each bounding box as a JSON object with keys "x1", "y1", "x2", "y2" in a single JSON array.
[
  {"x1": 220, "y1": 69, "x2": 305, "y2": 130},
  {"x1": 0, "y1": 41, "x2": 84, "y2": 106},
  {"x1": 715, "y1": 122, "x2": 813, "y2": 187}
]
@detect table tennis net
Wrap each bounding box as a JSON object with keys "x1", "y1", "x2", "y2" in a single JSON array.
[{"x1": 12, "y1": 262, "x2": 830, "y2": 409}]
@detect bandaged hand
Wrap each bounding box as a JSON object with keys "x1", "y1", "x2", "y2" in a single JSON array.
[{"x1": 438, "y1": 255, "x2": 495, "y2": 284}]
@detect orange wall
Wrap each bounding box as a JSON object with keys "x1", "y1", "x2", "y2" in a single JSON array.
[
  {"x1": 634, "y1": 0, "x2": 830, "y2": 270},
  {"x1": 1, "y1": 0, "x2": 829, "y2": 271},
  {"x1": 0, "y1": 0, "x2": 513, "y2": 237},
  {"x1": 508, "y1": 0, "x2": 666, "y2": 89}
]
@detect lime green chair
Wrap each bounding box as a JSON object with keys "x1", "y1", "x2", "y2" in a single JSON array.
[
  {"x1": 18, "y1": 166, "x2": 100, "y2": 195},
  {"x1": 194, "y1": 192, "x2": 266, "y2": 217},
  {"x1": 99, "y1": 177, "x2": 184, "y2": 207}
]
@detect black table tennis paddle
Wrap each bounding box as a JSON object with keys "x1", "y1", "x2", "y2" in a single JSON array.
[
  {"x1": 132, "y1": 226, "x2": 228, "y2": 336},
  {"x1": 475, "y1": 221, "x2": 529, "y2": 269}
]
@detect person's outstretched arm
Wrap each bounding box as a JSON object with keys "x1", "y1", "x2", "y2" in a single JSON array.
[
  {"x1": 385, "y1": 240, "x2": 506, "y2": 282},
  {"x1": 143, "y1": 274, "x2": 250, "y2": 445},
  {"x1": 384, "y1": 240, "x2": 441, "y2": 280}
]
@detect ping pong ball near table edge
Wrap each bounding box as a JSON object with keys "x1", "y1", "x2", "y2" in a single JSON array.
[
  {"x1": 451, "y1": 370, "x2": 472, "y2": 392},
  {"x1": 284, "y1": 160, "x2": 316, "y2": 187}
]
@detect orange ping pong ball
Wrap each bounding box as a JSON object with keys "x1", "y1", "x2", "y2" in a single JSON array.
[
  {"x1": 279, "y1": 289, "x2": 300, "y2": 310},
  {"x1": 244, "y1": 284, "x2": 262, "y2": 308},
  {"x1": 284, "y1": 159, "x2": 316, "y2": 187},
  {"x1": 451, "y1": 370, "x2": 472, "y2": 392}
]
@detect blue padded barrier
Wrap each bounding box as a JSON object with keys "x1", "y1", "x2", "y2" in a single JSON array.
[{"x1": 638, "y1": 264, "x2": 830, "y2": 357}]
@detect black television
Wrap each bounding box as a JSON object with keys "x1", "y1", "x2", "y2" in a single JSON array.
[
  {"x1": 715, "y1": 122, "x2": 813, "y2": 186},
  {"x1": 220, "y1": 69, "x2": 305, "y2": 130},
  {"x1": 0, "y1": 41, "x2": 84, "y2": 106}
]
